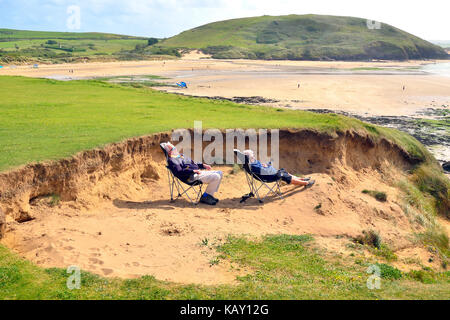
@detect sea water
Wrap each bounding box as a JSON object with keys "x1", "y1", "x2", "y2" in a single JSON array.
[{"x1": 421, "y1": 62, "x2": 450, "y2": 77}]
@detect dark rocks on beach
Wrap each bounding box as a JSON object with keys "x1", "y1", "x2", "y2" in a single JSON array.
[
  {"x1": 166, "y1": 91, "x2": 279, "y2": 104},
  {"x1": 229, "y1": 96, "x2": 279, "y2": 104},
  {"x1": 306, "y1": 108, "x2": 450, "y2": 149},
  {"x1": 202, "y1": 95, "x2": 279, "y2": 104}
]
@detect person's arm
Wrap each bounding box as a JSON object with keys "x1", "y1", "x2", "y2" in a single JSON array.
[
  {"x1": 168, "y1": 159, "x2": 195, "y2": 177},
  {"x1": 251, "y1": 161, "x2": 277, "y2": 176},
  {"x1": 250, "y1": 161, "x2": 263, "y2": 174},
  {"x1": 199, "y1": 163, "x2": 212, "y2": 170},
  {"x1": 197, "y1": 163, "x2": 206, "y2": 170}
]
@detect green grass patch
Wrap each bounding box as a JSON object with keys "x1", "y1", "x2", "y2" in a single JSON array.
[
  {"x1": 411, "y1": 164, "x2": 450, "y2": 218},
  {"x1": 1, "y1": 235, "x2": 449, "y2": 300},
  {"x1": 362, "y1": 190, "x2": 387, "y2": 202},
  {"x1": 397, "y1": 172, "x2": 449, "y2": 266},
  {"x1": 372, "y1": 244, "x2": 398, "y2": 262},
  {"x1": 407, "y1": 269, "x2": 450, "y2": 284},
  {"x1": 0, "y1": 28, "x2": 155, "y2": 63},
  {"x1": 376, "y1": 263, "x2": 403, "y2": 280}
]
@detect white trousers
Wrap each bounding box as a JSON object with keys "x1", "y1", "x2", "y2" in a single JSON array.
[{"x1": 195, "y1": 170, "x2": 223, "y2": 196}]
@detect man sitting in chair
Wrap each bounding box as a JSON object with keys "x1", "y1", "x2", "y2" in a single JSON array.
[
  {"x1": 243, "y1": 150, "x2": 315, "y2": 187},
  {"x1": 163, "y1": 142, "x2": 223, "y2": 206}
]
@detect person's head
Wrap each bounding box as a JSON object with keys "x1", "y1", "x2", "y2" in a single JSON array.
[
  {"x1": 243, "y1": 150, "x2": 256, "y2": 163},
  {"x1": 163, "y1": 142, "x2": 180, "y2": 157}
]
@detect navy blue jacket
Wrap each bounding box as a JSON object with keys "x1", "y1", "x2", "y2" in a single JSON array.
[{"x1": 167, "y1": 155, "x2": 205, "y2": 182}]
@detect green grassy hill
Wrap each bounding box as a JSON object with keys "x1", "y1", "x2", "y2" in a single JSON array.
[
  {"x1": 0, "y1": 29, "x2": 144, "y2": 40},
  {"x1": 161, "y1": 14, "x2": 449, "y2": 61},
  {"x1": 0, "y1": 29, "x2": 171, "y2": 64}
]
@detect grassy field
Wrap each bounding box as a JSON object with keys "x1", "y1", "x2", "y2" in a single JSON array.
[
  {"x1": 1, "y1": 235, "x2": 449, "y2": 300},
  {"x1": 161, "y1": 14, "x2": 448, "y2": 60},
  {"x1": 0, "y1": 29, "x2": 168, "y2": 64},
  {"x1": 0, "y1": 75, "x2": 448, "y2": 300}
]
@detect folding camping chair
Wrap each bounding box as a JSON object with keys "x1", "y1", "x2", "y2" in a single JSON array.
[
  {"x1": 234, "y1": 150, "x2": 284, "y2": 203},
  {"x1": 160, "y1": 143, "x2": 204, "y2": 205}
]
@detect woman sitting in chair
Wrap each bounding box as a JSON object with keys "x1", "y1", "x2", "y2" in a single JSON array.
[
  {"x1": 243, "y1": 150, "x2": 315, "y2": 187},
  {"x1": 163, "y1": 142, "x2": 223, "y2": 206}
]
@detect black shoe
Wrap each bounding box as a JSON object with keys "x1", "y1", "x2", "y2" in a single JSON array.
[
  {"x1": 305, "y1": 180, "x2": 316, "y2": 188},
  {"x1": 200, "y1": 194, "x2": 217, "y2": 206}
]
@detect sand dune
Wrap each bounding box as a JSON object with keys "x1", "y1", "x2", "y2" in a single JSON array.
[{"x1": 1, "y1": 130, "x2": 444, "y2": 284}]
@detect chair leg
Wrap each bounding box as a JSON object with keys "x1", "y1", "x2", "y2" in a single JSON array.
[
  {"x1": 166, "y1": 169, "x2": 203, "y2": 205},
  {"x1": 168, "y1": 170, "x2": 175, "y2": 201},
  {"x1": 251, "y1": 178, "x2": 284, "y2": 204}
]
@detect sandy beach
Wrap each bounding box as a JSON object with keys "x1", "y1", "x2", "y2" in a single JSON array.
[{"x1": 2, "y1": 57, "x2": 449, "y2": 117}]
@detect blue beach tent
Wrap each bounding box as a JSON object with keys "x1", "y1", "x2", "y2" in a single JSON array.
[{"x1": 176, "y1": 81, "x2": 187, "y2": 88}]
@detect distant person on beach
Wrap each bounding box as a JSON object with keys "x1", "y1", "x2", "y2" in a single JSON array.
[
  {"x1": 243, "y1": 150, "x2": 315, "y2": 188},
  {"x1": 163, "y1": 143, "x2": 223, "y2": 206}
]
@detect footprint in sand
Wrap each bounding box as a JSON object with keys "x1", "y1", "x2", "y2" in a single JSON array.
[
  {"x1": 89, "y1": 257, "x2": 104, "y2": 265},
  {"x1": 101, "y1": 268, "x2": 113, "y2": 276}
]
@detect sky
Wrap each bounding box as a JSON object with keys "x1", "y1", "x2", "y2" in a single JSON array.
[{"x1": 0, "y1": 0, "x2": 449, "y2": 40}]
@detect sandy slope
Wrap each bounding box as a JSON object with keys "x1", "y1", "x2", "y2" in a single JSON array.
[
  {"x1": 0, "y1": 131, "x2": 443, "y2": 284},
  {"x1": 2, "y1": 165, "x2": 418, "y2": 284}
]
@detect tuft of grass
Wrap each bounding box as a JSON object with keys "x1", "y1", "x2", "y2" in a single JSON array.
[
  {"x1": 354, "y1": 230, "x2": 397, "y2": 261},
  {"x1": 372, "y1": 244, "x2": 398, "y2": 262},
  {"x1": 418, "y1": 229, "x2": 449, "y2": 252},
  {"x1": 231, "y1": 164, "x2": 242, "y2": 175},
  {"x1": 376, "y1": 263, "x2": 402, "y2": 280},
  {"x1": 398, "y1": 173, "x2": 449, "y2": 268},
  {"x1": 209, "y1": 258, "x2": 220, "y2": 267},
  {"x1": 411, "y1": 164, "x2": 450, "y2": 219},
  {"x1": 354, "y1": 230, "x2": 382, "y2": 249},
  {"x1": 49, "y1": 194, "x2": 60, "y2": 207},
  {"x1": 406, "y1": 269, "x2": 450, "y2": 284},
  {"x1": 362, "y1": 190, "x2": 387, "y2": 202},
  {"x1": 398, "y1": 179, "x2": 436, "y2": 223}
]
